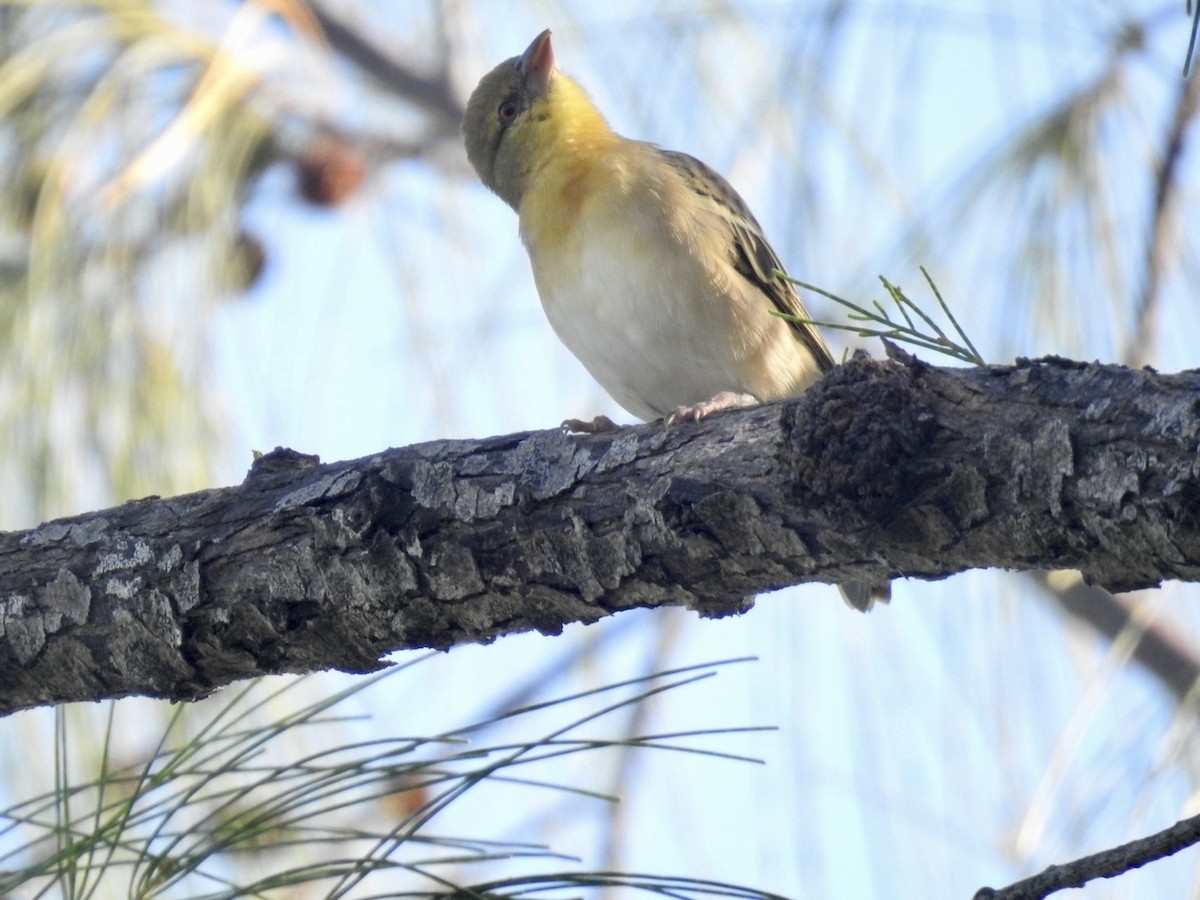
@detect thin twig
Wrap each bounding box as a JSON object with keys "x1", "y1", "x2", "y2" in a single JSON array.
[
  {"x1": 922, "y1": 265, "x2": 982, "y2": 362},
  {"x1": 778, "y1": 273, "x2": 986, "y2": 366},
  {"x1": 974, "y1": 812, "x2": 1200, "y2": 899}
]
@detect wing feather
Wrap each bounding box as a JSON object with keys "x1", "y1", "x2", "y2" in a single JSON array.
[{"x1": 658, "y1": 149, "x2": 835, "y2": 373}]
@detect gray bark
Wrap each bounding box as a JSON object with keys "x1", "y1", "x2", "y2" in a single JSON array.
[{"x1": 1, "y1": 349, "x2": 1197, "y2": 716}]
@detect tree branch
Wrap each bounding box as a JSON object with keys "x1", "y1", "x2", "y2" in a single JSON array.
[
  {"x1": 1, "y1": 350, "x2": 1198, "y2": 715},
  {"x1": 973, "y1": 811, "x2": 1200, "y2": 899}
]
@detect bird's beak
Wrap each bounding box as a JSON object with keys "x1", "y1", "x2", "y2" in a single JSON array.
[{"x1": 518, "y1": 29, "x2": 554, "y2": 99}]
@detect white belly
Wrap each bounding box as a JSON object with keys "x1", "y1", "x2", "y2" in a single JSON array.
[{"x1": 522, "y1": 190, "x2": 819, "y2": 420}]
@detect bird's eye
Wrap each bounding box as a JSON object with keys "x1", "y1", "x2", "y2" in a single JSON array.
[{"x1": 498, "y1": 100, "x2": 519, "y2": 122}]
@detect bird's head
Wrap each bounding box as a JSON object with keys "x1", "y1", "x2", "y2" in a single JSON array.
[{"x1": 463, "y1": 30, "x2": 608, "y2": 211}]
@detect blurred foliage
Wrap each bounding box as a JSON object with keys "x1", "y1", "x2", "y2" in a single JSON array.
[
  {"x1": 0, "y1": 1, "x2": 275, "y2": 522},
  {"x1": 1, "y1": 3, "x2": 1200, "y2": 899}
]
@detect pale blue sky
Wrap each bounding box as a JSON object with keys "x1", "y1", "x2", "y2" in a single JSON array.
[{"x1": 9, "y1": 2, "x2": 1194, "y2": 897}]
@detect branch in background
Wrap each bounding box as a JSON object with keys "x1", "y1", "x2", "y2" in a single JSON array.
[
  {"x1": 1184, "y1": 0, "x2": 1200, "y2": 75},
  {"x1": 1031, "y1": 572, "x2": 1200, "y2": 703},
  {"x1": 974, "y1": 811, "x2": 1200, "y2": 899},
  {"x1": 1127, "y1": 68, "x2": 1200, "y2": 366},
  {"x1": 309, "y1": 0, "x2": 465, "y2": 138}
]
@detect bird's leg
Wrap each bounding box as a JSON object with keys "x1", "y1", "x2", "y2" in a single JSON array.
[
  {"x1": 562, "y1": 414, "x2": 621, "y2": 433},
  {"x1": 666, "y1": 391, "x2": 758, "y2": 425}
]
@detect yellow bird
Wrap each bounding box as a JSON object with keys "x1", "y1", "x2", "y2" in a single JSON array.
[{"x1": 463, "y1": 30, "x2": 889, "y2": 611}]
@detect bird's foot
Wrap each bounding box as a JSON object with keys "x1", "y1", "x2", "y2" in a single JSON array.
[
  {"x1": 562, "y1": 414, "x2": 620, "y2": 433},
  {"x1": 665, "y1": 391, "x2": 758, "y2": 425}
]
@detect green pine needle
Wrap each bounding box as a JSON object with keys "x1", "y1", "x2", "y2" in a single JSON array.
[
  {"x1": 776, "y1": 268, "x2": 986, "y2": 367},
  {"x1": 0, "y1": 657, "x2": 773, "y2": 899}
]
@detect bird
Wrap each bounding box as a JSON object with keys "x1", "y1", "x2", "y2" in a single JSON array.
[{"x1": 462, "y1": 30, "x2": 890, "y2": 611}]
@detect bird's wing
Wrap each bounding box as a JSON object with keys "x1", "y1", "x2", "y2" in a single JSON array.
[{"x1": 659, "y1": 149, "x2": 835, "y2": 373}]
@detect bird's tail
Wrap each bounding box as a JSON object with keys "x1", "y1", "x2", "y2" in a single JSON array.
[{"x1": 839, "y1": 580, "x2": 892, "y2": 613}]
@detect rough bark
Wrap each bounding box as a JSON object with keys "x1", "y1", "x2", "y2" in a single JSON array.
[{"x1": 1, "y1": 350, "x2": 1198, "y2": 716}]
